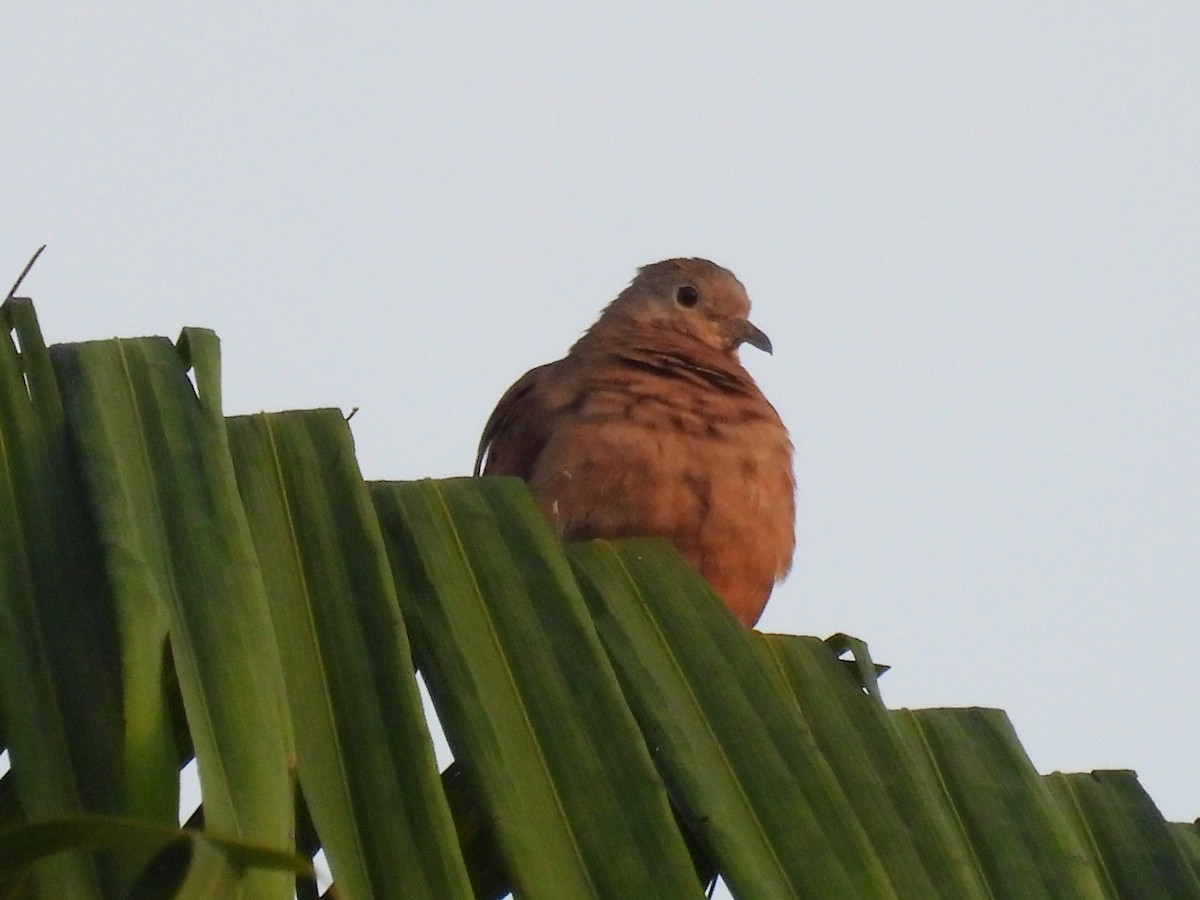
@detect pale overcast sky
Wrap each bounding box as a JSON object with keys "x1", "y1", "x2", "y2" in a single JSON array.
[{"x1": 3, "y1": 1, "x2": 1196, "y2": 862}]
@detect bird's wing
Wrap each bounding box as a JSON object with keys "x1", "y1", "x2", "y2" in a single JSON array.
[{"x1": 474, "y1": 361, "x2": 560, "y2": 478}]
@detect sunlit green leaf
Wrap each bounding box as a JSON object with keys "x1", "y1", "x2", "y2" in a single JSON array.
[
  {"x1": 373, "y1": 478, "x2": 706, "y2": 899},
  {"x1": 228, "y1": 410, "x2": 472, "y2": 900}
]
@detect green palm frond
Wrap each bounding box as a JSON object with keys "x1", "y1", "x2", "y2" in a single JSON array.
[{"x1": 1, "y1": 297, "x2": 1194, "y2": 899}]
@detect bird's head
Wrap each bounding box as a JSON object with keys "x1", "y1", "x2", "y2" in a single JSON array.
[{"x1": 581, "y1": 258, "x2": 772, "y2": 357}]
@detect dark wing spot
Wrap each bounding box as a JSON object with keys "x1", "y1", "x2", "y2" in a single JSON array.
[{"x1": 683, "y1": 471, "x2": 713, "y2": 525}]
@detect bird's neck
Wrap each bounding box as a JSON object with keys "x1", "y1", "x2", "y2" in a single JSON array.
[
  {"x1": 570, "y1": 323, "x2": 754, "y2": 394},
  {"x1": 572, "y1": 320, "x2": 734, "y2": 363}
]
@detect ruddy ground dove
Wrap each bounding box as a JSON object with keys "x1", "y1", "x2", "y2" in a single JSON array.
[{"x1": 475, "y1": 258, "x2": 795, "y2": 626}]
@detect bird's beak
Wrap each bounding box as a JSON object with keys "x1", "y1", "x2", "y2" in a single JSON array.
[{"x1": 739, "y1": 320, "x2": 773, "y2": 354}]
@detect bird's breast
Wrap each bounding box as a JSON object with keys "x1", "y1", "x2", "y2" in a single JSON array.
[{"x1": 527, "y1": 372, "x2": 795, "y2": 625}]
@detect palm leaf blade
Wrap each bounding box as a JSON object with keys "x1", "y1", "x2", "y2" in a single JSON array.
[{"x1": 372, "y1": 477, "x2": 706, "y2": 900}]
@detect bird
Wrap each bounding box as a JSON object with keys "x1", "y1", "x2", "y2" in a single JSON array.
[{"x1": 474, "y1": 258, "x2": 794, "y2": 626}]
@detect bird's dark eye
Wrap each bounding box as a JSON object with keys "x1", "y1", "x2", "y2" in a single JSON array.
[{"x1": 675, "y1": 285, "x2": 700, "y2": 308}]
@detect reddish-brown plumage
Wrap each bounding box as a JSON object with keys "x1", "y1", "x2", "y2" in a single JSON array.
[{"x1": 475, "y1": 258, "x2": 795, "y2": 626}]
